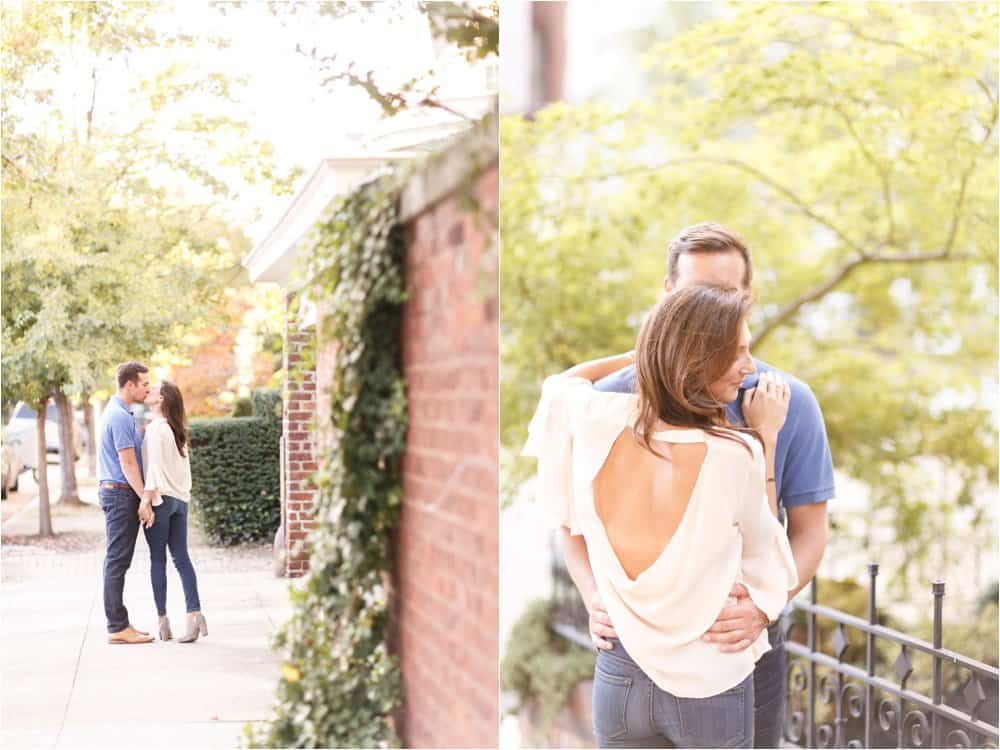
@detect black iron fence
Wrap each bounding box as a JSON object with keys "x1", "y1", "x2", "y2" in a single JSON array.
[{"x1": 549, "y1": 546, "x2": 998, "y2": 748}]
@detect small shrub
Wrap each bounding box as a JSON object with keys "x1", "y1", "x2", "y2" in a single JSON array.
[
  {"x1": 251, "y1": 388, "x2": 282, "y2": 421},
  {"x1": 189, "y1": 388, "x2": 281, "y2": 545},
  {"x1": 230, "y1": 397, "x2": 253, "y2": 417},
  {"x1": 501, "y1": 599, "x2": 596, "y2": 729}
]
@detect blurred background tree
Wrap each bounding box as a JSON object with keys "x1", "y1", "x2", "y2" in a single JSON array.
[
  {"x1": 233, "y1": 0, "x2": 498, "y2": 118},
  {"x1": 502, "y1": 3, "x2": 997, "y2": 609},
  {"x1": 2, "y1": 1, "x2": 293, "y2": 517}
]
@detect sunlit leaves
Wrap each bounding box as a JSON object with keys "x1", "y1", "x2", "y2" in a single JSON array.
[{"x1": 500, "y1": 3, "x2": 998, "y2": 588}]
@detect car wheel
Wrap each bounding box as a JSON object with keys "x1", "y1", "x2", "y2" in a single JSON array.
[
  {"x1": 32, "y1": 467, "x2": 39, "y2": 484},
  {"x1": 11, "y1": 476, "x2": 18, "y2": 492},
  {"x1": 1, "y1": 486, "x2": 6, "y2": 500}
]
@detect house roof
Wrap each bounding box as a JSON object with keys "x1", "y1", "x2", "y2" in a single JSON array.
[{"x1": 242, "y1": 153, "x2": 416, "y2": 286}]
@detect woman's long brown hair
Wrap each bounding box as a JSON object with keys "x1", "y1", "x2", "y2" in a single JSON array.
[
  {"x1": 159, "y1": 380, "x2": 189, "y2": 458},
  {"x1": 633, "y1": 284, "x2": 761, "y2": 458}
]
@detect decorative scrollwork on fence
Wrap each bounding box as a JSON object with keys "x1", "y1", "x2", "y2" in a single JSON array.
[
  {"x1": 902, "y1": 708, "x2": 932, "y2": 747},
  {"x1": 877, "y1": 695, "x2": 900, "y2": 734},
  {"x1": 946, "y1": 728, "x2": 975, "y2": 748},
  {"x1": 549, "y1": 559, "x2": 999, "y2": 749},
  {"x1": 843, "y1": 682, "x2": 866, "y2": 720},
  {"x1": 786, "y1": 659, "x2": 809, "y2": 745}
]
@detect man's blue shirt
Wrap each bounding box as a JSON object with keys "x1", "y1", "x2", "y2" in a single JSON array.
[
  {"x1": 98, "y1": 396, "x2": 143, "y2": 483},
  {"x1": 594, "y1": 359, "x2": 835, "y2": 520}
]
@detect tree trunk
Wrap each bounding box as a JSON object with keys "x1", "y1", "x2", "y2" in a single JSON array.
[
  {"x1": 37, "y1": 400, "x2": 53, "y2": 536},
  {"x1": 53, "y1": 387, "x2": 83, "y2": 505},
  {"x1": 82, "y1": 391, "x2": 97, "y2": 478}
]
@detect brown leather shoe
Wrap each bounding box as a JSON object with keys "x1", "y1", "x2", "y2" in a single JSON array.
[{"x1": 108, "y1": 626, "x2": 155, "y2": 644}]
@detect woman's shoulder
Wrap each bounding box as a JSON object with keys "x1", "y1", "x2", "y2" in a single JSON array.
[
  {"x1": 145, "y1": 418, "x2": 173, "y2": 439},
  {"x1": 705, "y1": 427, "x2": 763, "y2": 462}
]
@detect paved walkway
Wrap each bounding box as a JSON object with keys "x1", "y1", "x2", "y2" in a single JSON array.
[{"x1": 2, "y1": 474, "x2": 294, "y2": 749}]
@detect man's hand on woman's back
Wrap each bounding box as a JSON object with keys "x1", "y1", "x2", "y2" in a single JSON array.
[{"x1": 701, "y1": 583, "x2": 769, "y2": 652}]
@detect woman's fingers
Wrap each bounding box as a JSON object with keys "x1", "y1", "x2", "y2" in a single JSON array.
[{"x1": 760, "y1": 370, "x2": 791, "y2": 401}]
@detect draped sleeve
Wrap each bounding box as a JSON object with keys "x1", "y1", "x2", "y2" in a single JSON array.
[
  {"x1": 521, "y1": 374, "x2": 635, "y2": 535},
  {"x1": 737, "y1": 439, "x2": 799, "y2": 623}
]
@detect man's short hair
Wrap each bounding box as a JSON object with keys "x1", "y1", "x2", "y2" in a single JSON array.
[
  {"x1": 116, "y1": 361, "x2": 149, "y2": 389},
  {"x1": 666, "y1": 222, "x2": 753, "y2": 289}
]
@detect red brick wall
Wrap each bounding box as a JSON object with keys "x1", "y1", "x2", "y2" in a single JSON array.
[
  {"x1": 282, "y1": 306, "x2": 317, "y2": 579},
  {"x1": 393, "y1": 162, "x2": 499, "y2": 748}
]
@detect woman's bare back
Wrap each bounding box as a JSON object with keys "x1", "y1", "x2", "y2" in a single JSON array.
[{"x1": 593, "y1": 429, "x2": 708, "y2": 581}]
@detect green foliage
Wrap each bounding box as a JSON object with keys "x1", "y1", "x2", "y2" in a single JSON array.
[
  {"x1": 254, "y1": 1, "x2": 497, "y2": 118},
  {"x1": 250, "y1": 388, "x2": 282, "y2": 421},
  {"x1": 2, "y1": 1, "x2": 297, "y2": 406},
  {"x1": 423, "y1": 1, "x2": 499, "y2": 62},
  {"x1": 500, "y1": 4, "x2": 999, "y2": 590},
  {"x1": 229, "y1": 397, "x2": 253, "y2": 418},
  {"x1": 501, "y1": 599, "x2": 596, "y2": 730},
  {"x1": 247, "y1": 172, "x2": 407, "y2": 749},
  {"x1": 189, "y1": 389, "x2": 281, "y2": 546}
]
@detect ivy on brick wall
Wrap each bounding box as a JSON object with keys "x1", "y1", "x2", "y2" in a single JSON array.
[{"x1": 246, "y1": 169, "x2": 408, "y2": 749}]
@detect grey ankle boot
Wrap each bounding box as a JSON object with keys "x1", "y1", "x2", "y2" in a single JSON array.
[{"x1": 178, "y1": 612, "x2": 207, "y2": 643}]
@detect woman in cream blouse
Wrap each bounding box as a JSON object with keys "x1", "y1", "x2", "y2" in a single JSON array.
[
  {"x1": 140, "y1": 380, "x2": 207, "y2": 644},
  {"x1": 523, "y1": 285, "x2": 798, "y2": 748}
]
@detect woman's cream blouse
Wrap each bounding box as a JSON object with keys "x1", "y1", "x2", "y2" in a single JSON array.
[
  {"x1": 141, "y1": 417, "x2": 192, "y2": 504},
  {"x1": 522, "y1": 374, "x2": 798, "y2": 698}
]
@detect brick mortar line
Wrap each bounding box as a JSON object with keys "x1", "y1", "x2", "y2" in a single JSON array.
[
  {"x1": 402, "y1": 445, "x2": 496, "y2": 462},
  {"x1": 393, "y1": 574, "x2": 496, "y2": 621},
  {"x1": 396, "y1": 503, "x2": 498, "y2": 538},
  {"x1": 401, "y1": 356, "x2": 498, "y2": 371}
]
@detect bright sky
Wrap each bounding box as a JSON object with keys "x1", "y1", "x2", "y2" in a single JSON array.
[
  {"x1": 161, "y1": 1, "x2": 444, "y2": 243},
  {"x1": 15, "y1": 1, "x2": 470, "y2": 244}
]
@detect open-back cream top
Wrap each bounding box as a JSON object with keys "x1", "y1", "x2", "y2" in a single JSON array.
[
  {"x1": 141, "y1": 417, "x2": 192, "y2": 504},
  {"x1": 522, "y1": 374, "x2": 798, "y2": 698}
]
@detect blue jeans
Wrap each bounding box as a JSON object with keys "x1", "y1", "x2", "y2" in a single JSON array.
[
  {"x1": 141, "y1": 495, "x2": 201, "y2": 616},
  {"x1": 753, "y1": 621, "x2": 787, "y2": 748},
  {"x1": 592, "y1": 638, "x2": 754, "y2": 748},
  {"x1": 99, "y1": 486, "x2": 141, "y2": 633}
]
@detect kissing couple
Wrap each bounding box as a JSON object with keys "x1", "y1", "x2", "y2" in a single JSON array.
[
  {"x1": 97, "y1": 361, "x2": 208, "y2": 645},
  {"x1": 524, "y1": 223, "x2": 834, "y2": 748}
]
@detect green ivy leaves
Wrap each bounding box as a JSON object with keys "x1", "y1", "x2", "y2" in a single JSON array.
[{"x1": 247, "y1": 171, "x2": 407, "y2": 749}]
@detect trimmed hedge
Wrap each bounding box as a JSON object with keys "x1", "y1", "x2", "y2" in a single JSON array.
[{"x1": 189, "y1": 388, "x2": 282, "y2": 545}]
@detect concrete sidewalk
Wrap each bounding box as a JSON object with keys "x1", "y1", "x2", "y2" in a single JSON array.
[{"x1": 1, "y1": 479, "x2": 294, "y2": 749}]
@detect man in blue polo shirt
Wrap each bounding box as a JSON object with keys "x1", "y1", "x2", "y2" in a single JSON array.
[
  {"x1": 98, "y1": 361, "x2": 155, "y2": 644},
  {"x1": 559, "y1": 222, "x2": 834, "y2": 748}
]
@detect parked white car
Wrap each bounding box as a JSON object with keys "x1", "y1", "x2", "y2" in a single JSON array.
[
  {"x1": 2, "y1": 430, "x2": 24, "y2": 499},
  {"x1": 6, "y1": 401, "x2": 82, "y2": 472}
]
